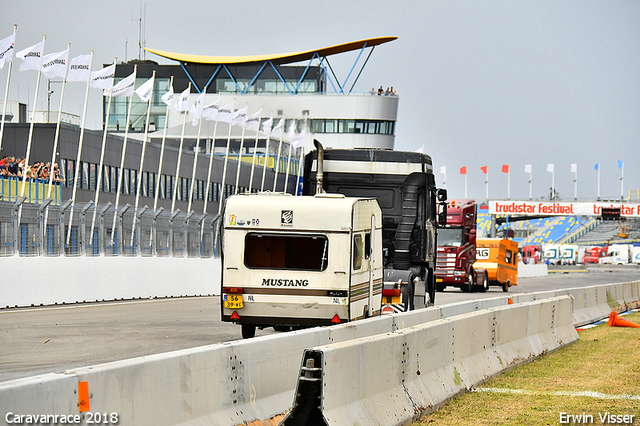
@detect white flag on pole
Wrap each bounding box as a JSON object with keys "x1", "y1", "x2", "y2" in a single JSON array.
[
  {"x1": 524, "y1": 164, "x2": 532, "y2": 174},
  {"x1": 546, "y1": 163, "x2": 554, "y2": 173},
  {"x1": 104, "y1": 71, "x2": 135, "y2": 97},
  {"x1": 174, "y1": 86, "x2": 190, "y2": 112},
  {"x1": 217, "y1": 101, "x2": 235, "y2": 123},
  {"x1": 271, "y1": 118, "x2": 285, "y2": 138},
  {"x1": 202, "y1": 100, "x2": 220, "y2": 121},
  {"x1": 16, "y1": 41, "x2": 44, "y2": 72},
  {"x1": 293, "y1": 129, "x2": 306, "y2": 148},
  {"x1": 41, "y1": 48, "x2": 69, "y2": 78},
  {"x1": 262, "y1": 117, "x2": 273, "y2": 134},
  {"x1": 0, "y1": 33, "x2": 16, "y2": 70},
  {"x1": 287, "y1": 121, "x2": 297, "y2": 141},
  {"x1": 245, "y1": 109, "x2": 262, "y2": 132},
  {"x1": 161, "y1": 84, "x2": 174, "y2": 106},
  {"x1": 439, "y1": 166, "x2": 446, "y2": 175},
  {"x1": 570, "y1": 163, "x2": 577, "y2": 173},
  {"x1": 66, "y1": 54, "x2": 91, "y2": 82},
  {"x1": 90, "y1": 63, "x2": 115, "y2": 89},
  {"x1": 232, "y1": 105, "x2": 248, "y2": 127},
  {"x1": 190, "y1": 92, "x2": 205, "y2": 125},
  {"x1": 135, "y1": 75, "x2": 154, "y2": 102}
]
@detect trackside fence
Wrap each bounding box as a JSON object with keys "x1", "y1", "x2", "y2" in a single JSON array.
[{"x1": 0, "y1": 200, "x2": 220, "y2": 258}]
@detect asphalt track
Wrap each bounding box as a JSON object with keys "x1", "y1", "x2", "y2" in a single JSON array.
[{"x1": 1, "y1": 266, "x2": 638, "y2": 382}]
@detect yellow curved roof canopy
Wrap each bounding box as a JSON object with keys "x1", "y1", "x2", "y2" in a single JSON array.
[{"x1": 145, "y1": 36, "x2": 397, "y2": 65}]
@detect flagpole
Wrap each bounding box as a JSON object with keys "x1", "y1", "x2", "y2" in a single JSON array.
[
  {"x1": 131, "y1": 70, "x2": 155, "y2": 248},
  {"x1": 154, "y1": 76, "x2": 173, "y2": 212},
  {"x1": 43, "y1": 43, "x2": 70, "y2": 239},
  {"x1": 203, "y1": 96, "x2": 221, "y2": 215},
  {"x1": 234, "y1": 102, "x2": 249, "y2": 195},
  {"x1": 620, "y1": 162, "x2": 624, "y2": 201},
  {"x1": 110, "y1": 65, "x2": 138, "y2": 245},
  {"x1": 217, "y1": 103, "x2": 235, "y2": 216},
  {"x1": 597, "y1": 165, "x2": 600, "y2": 201},
  {"x1": 86, "y1": 55, "x2": 114, "y2": 248},
  {"x1": 0, "y1": 25, "x2": 16, "y2": 156},
  {"x1": 188, "y1": 96, "x2": 205, "y2": 213},
  {"x1": 260, "y1": 119, "x2": 273, "y2": 192},
  {"x1": 529, "y1": 170, "x2": 532, "y2": 200},
  {"x1": 574, "y1": 168, "x2": 578, "y2": 201},
  {"x1": 47, "y1": 43, "x2": 70, "y2": 199},
  {"x1": 551, "y1": 170, "x2": 555, "y2": 200},
  {"x1": 507, "y1": 169, "x2": 510, "y2": 200},
  {"x1": 171, "y1": 82, "x2": 191, "y2": 213},
  {"x1": 20, "y1": 34, "x2": 46, "y2": 200},
  {"x1": 294, "y1": 118, "x2": 308, "y2": 196},
  {"x1": 464, "y1": 173, "x2": 467, "y2": 198},
  {"x1": 485, "y1": 168, "x2": 489, "y2": 199},
  {"x1": 273, "y1": 117, "x2": 285, "y2": 192},
  {"x1": 248, "y1": 108, "x2": 262, "y2": 192}
]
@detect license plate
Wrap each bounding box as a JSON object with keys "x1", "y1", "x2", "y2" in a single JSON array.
[
  {"x1": 224, "y1": 294, "x2": 243, "y2": 309},
  {"x1": 436, "y1": 278, "x2": 444, "y2": 282}
]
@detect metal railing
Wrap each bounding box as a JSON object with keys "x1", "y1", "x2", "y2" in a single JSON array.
[{"x1": 0, "y1": 199, "x2": 220, "y2": 258}]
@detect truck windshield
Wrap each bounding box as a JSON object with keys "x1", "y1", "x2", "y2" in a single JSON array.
[
  {"x1": 244, "y1": 233, "x2": 329, "y2": 271},
  {"x1": 438, "y1": 228, "x2": 464, "y2": 247}
]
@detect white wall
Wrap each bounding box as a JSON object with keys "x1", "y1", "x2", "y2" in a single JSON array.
[{"x1": 1, "y1": 257, "x2": 221, "y2": 308}]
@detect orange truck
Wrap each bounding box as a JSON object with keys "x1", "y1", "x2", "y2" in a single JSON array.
[{"x1": 474, "y1": 238, "x2": 518, "y2": 292}]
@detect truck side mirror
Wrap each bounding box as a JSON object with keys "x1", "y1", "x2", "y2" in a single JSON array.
[
  {"x1": 438, "y1": 203, "x2": 447, "y2": 226},
  {"x1": 437, "y1": 188, "x2": 447, "y2": 202},
  {"x1": 469, "y1": 229, "x2": 476, "y2": 245}
]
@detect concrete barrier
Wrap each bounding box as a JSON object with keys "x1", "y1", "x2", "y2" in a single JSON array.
[
  {"x1": 282, "y1": 297, "x2": 578, "y2": 426},
  {"x1": 1, "y1": 257, "x2": 221, "y2": 308},
  {"x1": 2, "y1": 282, "x2": 639, "y2": 426},
  {"x1": 517, "y1": 262, "x2": 548, "y2": 277}
]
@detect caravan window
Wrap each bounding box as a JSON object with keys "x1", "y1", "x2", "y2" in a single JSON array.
[
  {"x1": 505, "y1": 249, "x2": 513, "y2": 264},
  {"x1": 244, "y1": 233, "x2": 328, "y2": 271},
  {"x1": 353, "y1": 234, "x2": 363, "y2": 270}
]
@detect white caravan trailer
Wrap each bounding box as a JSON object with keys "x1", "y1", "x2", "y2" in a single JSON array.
[{"x1": 221, "y1": 192, "x2": 383, "y2": 338}]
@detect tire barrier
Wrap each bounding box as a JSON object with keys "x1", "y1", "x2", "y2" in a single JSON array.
[
  {"x1": 1, "y1": 282, "x2": 639, "y2": 426},
  {"x1": 281, "y1": 296, "x2": 578, "y2": 426}
]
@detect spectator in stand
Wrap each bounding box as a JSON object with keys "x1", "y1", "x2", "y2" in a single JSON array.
[
  {"x1": 16, "y1": 158, "x2": 26, "y2": 177},
  {"x1": 377, "y1": 86, "x2": 384, "y2": 95},
  {"x1": 390, "y1": 86, "x2": 396, "y2": 95},
  {"x1": 52, "y1": 163, "x2": 63, "y2": 182},
  {"x1": 40, "y1": 162, "x2": 51, "y2": 180},
  {"x1": 29, "y1": 161, "x2": 42, "y2": 179},
  {"x1": 369, "y1": 87, "x2": 376, "y2": 95},
  {"x1": 384, "y1": 87, "x2": 391, "y2": 96}
]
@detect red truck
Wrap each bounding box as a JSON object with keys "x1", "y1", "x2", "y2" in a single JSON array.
[
  {"x1": 435, "y1": 199, "x2": 488, "y2": 292},
  {"x1": 522, "y1": 244, "x2": 541, "y2": 264},
  {"x1": 582, "y1": 245, "x2": 607, "y2": 264}
]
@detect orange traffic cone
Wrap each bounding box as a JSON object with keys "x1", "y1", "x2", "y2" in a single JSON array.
[{"x1": 608, "y1": 311, "x2": 640, "y2": 328}]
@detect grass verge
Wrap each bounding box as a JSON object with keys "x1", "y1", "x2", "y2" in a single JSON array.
[{"x1": 413, "y1": 311, "x2": 640, "y2": 425}]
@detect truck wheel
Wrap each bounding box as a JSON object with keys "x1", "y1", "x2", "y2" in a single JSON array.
[
  {"x1": 502, "y1": 282, "x2": 509, "y2": 292},
  {"x1": 478, "y1": 272, "x2": 488, "y2": 293},
  {"x1": 242, "y1": 324, "x2": 256, "y2": 339},
  {"x1": 436, "y1": 284, "x2": 446, "y2": 292},
  {"x1": 461, "y1": 273, "x2": 473, "y2": 293}
]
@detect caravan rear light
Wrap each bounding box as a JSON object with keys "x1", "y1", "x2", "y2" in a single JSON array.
[
  {"x1": 382, "y1": 288, "x2": 402, "y2": 297},
  {"x1": 331, "y1": 314, "x2": 341, "y2": 324},
  {"x1": 224, "y1": 287, "x2": 244, "y2": 294}
]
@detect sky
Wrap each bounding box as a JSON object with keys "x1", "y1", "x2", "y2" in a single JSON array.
[{"x1": 2, "y1": 0, "x2": 639, "y2": 202}]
